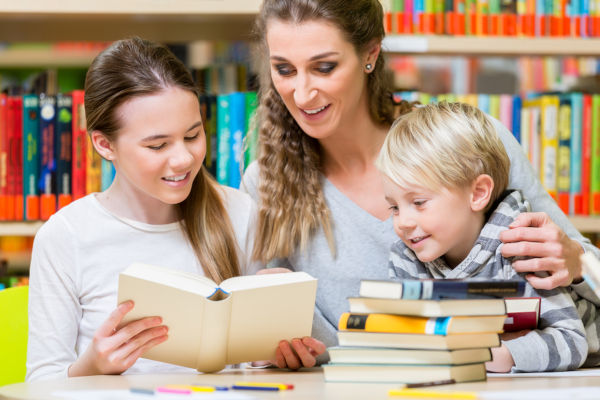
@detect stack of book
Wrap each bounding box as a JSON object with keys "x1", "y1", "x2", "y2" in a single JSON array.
[{"x1": 323, "y1": 279, "x2": 535, "y2": 384}]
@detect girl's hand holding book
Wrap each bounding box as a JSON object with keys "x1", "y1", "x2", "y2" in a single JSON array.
[
  {"x1": 68, "y1": 300, "x2": 168, "y2": 376},
  {"x1": 273, "y1": 336, "x2": 327, "y2": 369}
]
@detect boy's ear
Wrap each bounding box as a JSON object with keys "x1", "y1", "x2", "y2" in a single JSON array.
[
  {"x1": 90, "y1": 130, "x2": 115, "y2": 161},
  {"x1": 470, "y1": 174, "x2": 494, "y2": 212}
]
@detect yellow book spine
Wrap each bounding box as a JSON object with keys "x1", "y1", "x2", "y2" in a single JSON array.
[
  {"x1": 338, "y1": 313, "x2": 431, "y2": 334},
  {"x1": 540, "y1": 95, "x2": 559, "y2": 200}
]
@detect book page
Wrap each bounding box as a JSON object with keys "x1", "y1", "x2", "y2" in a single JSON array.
[{"x1": 224, "y1": 274, "x2": 317, "y2": 364}]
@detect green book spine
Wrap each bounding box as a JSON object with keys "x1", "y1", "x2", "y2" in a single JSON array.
[
  {"x1": 244, "y1": 92, "x2": 258, "y2": 168},
  {"x1": 591, "y1": 95, "x2": 600, "y2": 215}
]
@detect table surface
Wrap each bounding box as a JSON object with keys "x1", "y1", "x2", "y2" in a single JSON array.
[{"x1": 2, "y1": 368, "x2": 600, "y2": 400}]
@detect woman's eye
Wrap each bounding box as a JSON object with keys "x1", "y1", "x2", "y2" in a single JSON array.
[
  {"x1": 316, "y1": 62, "x2": 337, "y2": 74},
  {"x1": 148, "y1": 143, "x2": 166, "y2": 151},
  {"x1": 274, "y1": 64, "x2": 294, "y2": 76}
]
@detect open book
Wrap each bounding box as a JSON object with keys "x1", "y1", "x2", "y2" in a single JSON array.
[{"x1": 117, "y1": 263, "x2": 317, "y2": 372}]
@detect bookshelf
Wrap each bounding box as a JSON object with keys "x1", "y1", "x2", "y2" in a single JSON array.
[
  {"x1": 382, "y1": 36, "x2": 600, "y2": 56},
  {"x1": 0, "y1": 2, "x2": 598, "y2": 240}
]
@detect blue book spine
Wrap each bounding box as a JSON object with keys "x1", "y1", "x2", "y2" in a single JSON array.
[
  {"x1": 569, "y1": 93, "x2": 583, "y2": 214},
  {"x1": 55, "y1": 94, "x2": 73, "y2": 208},
  {"x1": 418, "y1": 280, "x2": 526, "y2": 299},
  {"x1": 216, "y1": 95, "x2": 231, "y2": 186},
  {"x1": 512, "y1": 96, "x2": 522, "y2": 144},
  {"x1": 477, "y1": 94, "x2": 490, "y2": 115},
  {"x1": 228, "y1": 92, "x2": 246, "y2": 189}
]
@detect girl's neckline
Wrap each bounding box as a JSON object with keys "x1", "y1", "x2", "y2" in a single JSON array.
[{"x1": 90, "y1": 193, "x2": 182, "y2": 232}]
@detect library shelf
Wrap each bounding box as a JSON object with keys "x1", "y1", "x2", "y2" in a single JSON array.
[
  {"x1": 0, "y1": 217, "x2": 598, "y2": 237},
  {"x1": 0, "y1": 222, "x2": 44, "y2": 237},
  {"x1": 0, "y1": 46, "x2": 100, "y2": 67},
  {"x1": 0, "y1": 1, "x2": 262, "y2": 42},
  {"x1": 382, "y1": 35, "x2": 600, "y2": 56}
]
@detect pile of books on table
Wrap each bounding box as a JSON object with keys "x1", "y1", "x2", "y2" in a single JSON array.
[{"x1": 323, "y1": 279, "x2": 540, "y2": 384}]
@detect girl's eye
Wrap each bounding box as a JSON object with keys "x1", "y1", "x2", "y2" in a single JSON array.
[
  {"x1": 316, "y1": 62, "x2": 337, "y2": 74},
  {"x1": 274, "y1": 64, "x2": 294, "y2": 76},
  {"x1": 185, "y1": 132, "x2": 200, "y2": 141},
  {"x1": 148, "y1": 143, "x2": 166, "y2": 151}
]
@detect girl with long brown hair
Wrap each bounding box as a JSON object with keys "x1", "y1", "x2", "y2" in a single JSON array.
[{"x1": 26, "y1": 37, "x2": 322, "y2": 381}]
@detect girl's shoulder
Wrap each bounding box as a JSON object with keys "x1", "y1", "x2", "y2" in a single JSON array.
[
  {"x1": 35, "y1": 194, "x2": 108, "y2": 239},
  {"x1": 218, "y1": 184, "x2": 256, "y2": 219}
]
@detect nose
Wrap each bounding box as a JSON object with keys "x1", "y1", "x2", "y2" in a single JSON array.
[
  {"x1": 394, "y1": 208, "x2": 416, "y2": 231},
  {"x1": 293, "y1": 72, "x2": 317, "y2": 106},
  {"x1": 169, "y1": 142, "x2": 195, "y2": 171}
]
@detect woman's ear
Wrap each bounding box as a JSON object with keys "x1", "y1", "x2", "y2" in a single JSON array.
[
  {"x1": 90, "y1": 131, "x2": 115, "y2": 161},
  {"x1": 470, "y1": 174, "x2": 494, "y2": 212},
  {"x1": 364, "y1": 40, "x2": 381, "y2": 71}
]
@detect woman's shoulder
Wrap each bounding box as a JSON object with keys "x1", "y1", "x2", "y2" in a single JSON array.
[{"x1": 239, "y1": 161, "x2": 259, "y2": 200}]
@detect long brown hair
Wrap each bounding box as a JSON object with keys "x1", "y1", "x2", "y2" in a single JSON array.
[
  {"x1": 85, "y1": 37, "x2": 240, "y2": 282},
  {"x1": 251, "y1": 0, "x2": 413, "y2": 263}
]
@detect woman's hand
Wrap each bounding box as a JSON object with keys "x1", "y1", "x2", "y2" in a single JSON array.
[
  {"x1": 500, "y1": 212, "x2": 584, "y2": 290},
  {"x1": 271, "y1": 336, "x2": 326, "y2": 370},
  {"x1": 68, "y1": 301, "x2": 168, "y2": 377}
]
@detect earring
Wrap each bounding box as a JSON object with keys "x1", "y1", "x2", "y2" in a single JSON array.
[{"x1": 365, "y1": 63, "x2": 373, "y2": 72}]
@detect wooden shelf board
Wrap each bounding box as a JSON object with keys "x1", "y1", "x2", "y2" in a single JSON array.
[
  {"x1": 0, "y1": 47, "x2": 100, "y2": 67},
  {"x1": 0, "y1": 1, "x2": 262, "y2": 15},
  {"x1": 383, "y1": 36, "x2": 600, "y2": 56},
  {"x1": 0, "y1": 222, "x2": 44, "y2": 236},
  {"x1": 569, "y1": 216, "x2": 600, "y2": 234}
]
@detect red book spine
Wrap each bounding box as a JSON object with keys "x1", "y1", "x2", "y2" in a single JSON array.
[
  {"x1": 14, "y1": 98, "x2": 23, "y2": 221},
  {"x1": 0, "y1": 94, "x2": 8, "y2": 221},
  {"x1": 384, "y1": 11, "x2": 393, "y2": 33}
]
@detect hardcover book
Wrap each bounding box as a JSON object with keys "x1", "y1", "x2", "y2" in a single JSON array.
[
  {"x1": 348, "y1": 297, "x2": 506, "y2": 317},
  {"x1": 323, "y1": 362, "x2": 487, "y2": 384},
  {"x1": 328, "y1": 346, "x2": 492, "y2": 365},
  {"x1": 338, "y1": 313, "x2": 506, "y2": 335},
  {"x1": 359, "y1": 278, "x2": 525, "y2": 300},
  {"x1": 337, "y1": 330, "x2": 501, "y2": 350},
  {"x1": 118, "y1": 263, "x2": 317, "y2": 372},
  {"x1": 503, "y1": 297, "x2": 541, "y2": 332}
]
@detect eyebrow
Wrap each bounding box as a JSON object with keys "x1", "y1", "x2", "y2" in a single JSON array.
[
  {"x1": 270, "y1": 51, "x2": 339, "y2": 62},
  {"x1": 140, "y1": 121, "x2": 203, "y2": 142}
]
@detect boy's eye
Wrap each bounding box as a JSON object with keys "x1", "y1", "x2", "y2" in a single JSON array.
[
  {"x1": 414, "y1": 200, "x2": 427, "y2": 207},
  {"x1": 388, "y1": 205, "x2": 399, "y2": 216},
  {"x1": 274, "y1": 64, "x2": 294, "y2": 76},
  {"x1": 316, "y1": 62, "x2": 337, "y2": 74},
  {"x1": 148, "y1": 143, "x2": 166, "y2": 151}
]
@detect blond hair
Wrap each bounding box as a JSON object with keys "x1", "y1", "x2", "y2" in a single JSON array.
[
  {"x1": 376, "y1": 102, "x2": 510, "y2": 211},
  {"x1": 85, "y1": 38, "x2": 240, "y2": 283}
]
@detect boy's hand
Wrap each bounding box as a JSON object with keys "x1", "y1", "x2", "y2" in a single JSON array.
[
  {"x1": 272, "y1": 337, "x2": 326, "y2": 370},
  {"x1": 485, "y1": 344, "x2": 515, "y2": 373},
  {"x1": 68, "y1": 301, "x2": 168, "y2": 377}
]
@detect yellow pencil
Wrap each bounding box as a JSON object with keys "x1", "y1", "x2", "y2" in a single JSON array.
[
  {"x1": 162, "y1": 384, "x2": 216, "y2": 392},
  {"x1": 233, "y1": 381, "x2": 294, "y2": 390},
  {"x1": 388, "y1": 388, "x2": 478, "y2": 399}
]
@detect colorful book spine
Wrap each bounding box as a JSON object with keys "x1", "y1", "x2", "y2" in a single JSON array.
[
  {"x1": 22, "y1": 94, "x2": 40, "y2": 220},
  {"x1": 512, "y1": 95, "x2": 522, "y2": 143},
  {"x1": 244, "y1": 92, "x2": 259, "y2": 168},
  {"x1": 56, "y1": 94, "x2": 73, "y2": 210},
  {"x1": 6, "y1": 97, "x2": 23, "y2": 220},
  {"x1": 39, "y1": 94, "x2": 57, "y2": 221},
  {"x1": 403, "y1": 279, "x2": 526, "y2": 299},
  {"x1": 540, "y1": 95, "x2": 559, "y2": 200},
  {"x1": 85, "y1": 134, "x2": 102, "y2": 195},
  {"x1": 216, "y1": 94, "x2": 231, "y2": 186},
  {"x1": 569, "y1": 93, "x2": 583, "y2": 215},
  {"x1": 228, "y1": 92, "x2": 246, "y2": 189},
  {"x1": 591, "y1": 94, "x2": 600, "y2": 214},
  {"x1": 0, "y1": 94, "x2": 7, "y2": 220},
  {"x1": 557, "y1": 95, "x2": 572, "y2": 213},
  {"x1": 71, "y1": 90, "x2": 87, "y2": 201},
  {"x1": 580, "y1": 94, "x2": 592, "y2": 215}
]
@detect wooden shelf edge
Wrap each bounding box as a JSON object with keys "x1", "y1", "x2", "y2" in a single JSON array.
[
  {"x1": 382, "y1": 35, "x2": 600, "y2": 56},
  {"x1": 0, "y1": 221, "x2": 44, "y2": 236},
  {"x1": 569, "y1": 216, "x2": 600, "y2": 234},
  {"x1": 0, "y1": 1, "x2": 262, "y2": 15}
]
